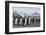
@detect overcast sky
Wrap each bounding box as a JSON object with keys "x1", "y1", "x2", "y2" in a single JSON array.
[{"x1": 13, "y1": 7, "x2": 40, "y2": 17}]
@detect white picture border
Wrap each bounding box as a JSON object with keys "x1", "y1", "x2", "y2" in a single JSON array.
[{"x1": 9, "y1": 3, "x2": 43, "y2": 32}]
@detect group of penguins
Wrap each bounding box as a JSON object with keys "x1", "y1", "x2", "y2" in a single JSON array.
[{"x1": 13, "y1": 17, "x2": 40, "y2": 25}]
